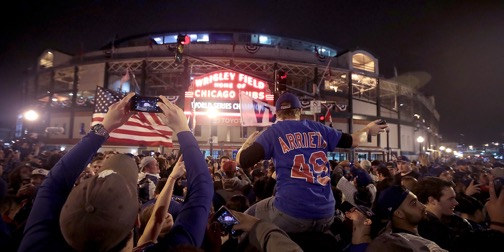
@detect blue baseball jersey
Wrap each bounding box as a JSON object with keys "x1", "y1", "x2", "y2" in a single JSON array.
[{"x1": 255, "y1": 119, "x2": 341, "y2": 219}]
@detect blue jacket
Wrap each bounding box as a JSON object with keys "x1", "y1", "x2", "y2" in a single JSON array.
[
  {"x1": 19, "y1": 132, "x2": 104, "y2": 252},
  {"x1": 18, "y1": 131, "x2": 213, "y2": 251},
  {"x1": 148, "y1": 131, "x2": 213, "y2": 250}
]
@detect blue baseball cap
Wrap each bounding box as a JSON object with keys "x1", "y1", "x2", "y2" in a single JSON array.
[
  {"x1": 353, "y1": 169, "x2": 373, "y2": 187},
  {"x1": 375, "y1": 185, "x2": 410, "y2": 219},
  {"x1": 275, "y1": 92, "x2": 301, "y2": 111},
  {"x1": 396, "y1": 156, "x2": 410, "y2": 163}
]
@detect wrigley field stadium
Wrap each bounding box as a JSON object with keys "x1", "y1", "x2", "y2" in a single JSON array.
[{"x1": 17, "y1": 30, "x2": 441, "y2": 162}]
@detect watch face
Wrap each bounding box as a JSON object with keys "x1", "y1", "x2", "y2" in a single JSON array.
[
  {"x1": 92, "y1": 124, "x2": 102, "y2": 131},
  {"x1": 92, "y1": 124, "x2": 108, "y2": 136}
]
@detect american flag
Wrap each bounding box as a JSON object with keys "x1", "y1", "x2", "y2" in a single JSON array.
[{"x1": 91, "y1": 86, "x2": 173, "y2": 147}]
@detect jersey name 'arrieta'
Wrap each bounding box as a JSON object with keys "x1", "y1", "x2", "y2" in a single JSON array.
[{"x1": 278, "y1": 131, "x2": 327, "y2": 154}]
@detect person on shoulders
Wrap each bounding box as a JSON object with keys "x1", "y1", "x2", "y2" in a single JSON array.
[{"x1": 237, "y1": 92, "x2": 387, "y2": 234}]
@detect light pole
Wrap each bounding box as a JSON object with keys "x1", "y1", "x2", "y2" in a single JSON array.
[
  {"x1": 385, "y1": 127, "x2": 390, "y2": 162},
  {"x1": 207, "y1": 107, "x2": 218, "y2": 159},
  {"x1": 417, "y1": 136, "x2": 424, "y2": 155}
]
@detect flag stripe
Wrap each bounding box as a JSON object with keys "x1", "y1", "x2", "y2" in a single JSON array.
[
  {"x1": 111, "y1": 128, "x2": 172, "y2": 137},
  {"x1": 92, "y1": 115, "x2": 172, "y2": 135},
  {"x1": 92, "y1": 86, "x2": 173, "y2": 147},
  {"x1": 109, "y1": 132, "x2": 173, "y2": 142},
  {"x1": 92, "y1": 118, "x2": 171, "y2": 134},
  {"x1": 105, "y1": 137, "x2": 171, "y2": 147}
]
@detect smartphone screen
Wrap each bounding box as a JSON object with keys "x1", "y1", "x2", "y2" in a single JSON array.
[
  {"x1": 213, "y1": 206, "x2": 241, "y2": 236},
  {"x1": 131, "y1": 95, "x2": 162, "y2": 113}
]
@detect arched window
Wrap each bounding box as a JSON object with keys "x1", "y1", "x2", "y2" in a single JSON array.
[
  {"x1": 39, "y1": 51, "x2": 54, "y2": 68},
  {"x1": 352, "y1": 53, "x2": 375, "y2": 72}
]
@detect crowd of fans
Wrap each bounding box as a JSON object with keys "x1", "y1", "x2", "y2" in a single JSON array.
[{"x1": 1, "y1": 92, "x2": 504, "y2": 251}]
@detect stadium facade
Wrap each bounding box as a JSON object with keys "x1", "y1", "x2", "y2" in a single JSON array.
[{"x1": 18, "y1": 31, "x2": 441, "y2": 161}]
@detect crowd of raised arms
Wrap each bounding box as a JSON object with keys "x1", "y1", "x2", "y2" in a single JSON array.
[{"x1": 1, "y1": 92, "x2": 503, "y2": 252}]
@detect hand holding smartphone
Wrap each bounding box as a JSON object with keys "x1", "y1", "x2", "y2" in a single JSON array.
[
  {"x1": 130, "y1": 95, "x2": 163, "y2": 113},
  {"x1": 377, "y1": 119, "x2": 387, "y2": 125},
  {"x1": 367, "y1": 119, "x2": 387, "y2": 141},
  {"x1": 212, "y1": 205, "x2": 243, "y2": 237}
]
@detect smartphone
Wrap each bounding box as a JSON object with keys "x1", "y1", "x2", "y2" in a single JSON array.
[
  {"x1": 130, "y1": 95, "x2": 162, "y2": 113},
  {"x1": 494, "y1": 177, "x2": 504, "y2": 197},
  {"x1": 368, "y1": 119, "x2": 387, "y2": 142},
  {"x1": 212, "y1": 205, "x2": 242, "y2": 237}
]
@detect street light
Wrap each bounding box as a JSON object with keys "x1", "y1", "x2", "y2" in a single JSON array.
[
  {"x1": 207, "y1": 107, "x2": 218, "y2": 159},
  {"x1": 417, "y1": 136, "x2": 424, "y2": 155},
  {"x1": 439, "y1": 146, "x2": 446, "y2": 151},
  {"x1": 18, "y1": 109, "x2": 41, "y2": 138},
  {"x1": 23, "y1": 110, "x2": 39, "y2": 121},
  {"x1": 385, "y1": 127, "x2": 390, "y2": 162}
]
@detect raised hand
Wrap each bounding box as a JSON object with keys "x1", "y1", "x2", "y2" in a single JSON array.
[
  {"x1": 487, "y1": 179, "x2": 504, "y2": 232},
  {"x1": 157, "y1": 96, "x2": 190, "y2": 133},
  {"x1": 366, "y1": 119, "x2": 388, "y2": 136},
  {"x1": 169, "y1": 155, "x2": 186, "y2": 180},
  {"x1": 102, "y1": 92, "x2": 136, "y2": 132},
  {"x1": 464, "y1": 179, "x2": 481, "y2": 196}
]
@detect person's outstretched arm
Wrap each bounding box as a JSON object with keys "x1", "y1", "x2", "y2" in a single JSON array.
[
  {"x1": 236, "y1": 131, "x2": 264, "y2": 169},
  {"x1": 152, "y1": 96, "x2": 214, "y2": 249},
  {"x1": 19, "y1": 92, "x2": 136, "y2": 252},
  {"x1": 350, "y1": 119, "x2": 388, "y2": 147},
  {"x1": 138, "y1": 155, "x2": 186, "y2": 245}
]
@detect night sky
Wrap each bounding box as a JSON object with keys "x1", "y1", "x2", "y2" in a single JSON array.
[{"x1": 1, "y1": 0, "x2": 503, "y2": 145}]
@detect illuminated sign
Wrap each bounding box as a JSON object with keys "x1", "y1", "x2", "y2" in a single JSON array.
[{"x1": 184, "y1": 70, "x2": 274, "y2": 126}]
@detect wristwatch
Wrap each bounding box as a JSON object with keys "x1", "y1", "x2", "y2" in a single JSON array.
[{"x1": 91, "y1": 124, "x2": 110, "y2": 139}]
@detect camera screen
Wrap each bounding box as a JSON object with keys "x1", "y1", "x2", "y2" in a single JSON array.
[
  {"x1": 131, "y1": 96, "x2": 162, "y2": 113},
  {"x1": 214, "y1": 207, "x2": 239, "y2": 233}
]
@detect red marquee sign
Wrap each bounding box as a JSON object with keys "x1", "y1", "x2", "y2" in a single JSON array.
[{"x1": 184, "y1": 70, "x2": 274, "y2": 126}]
